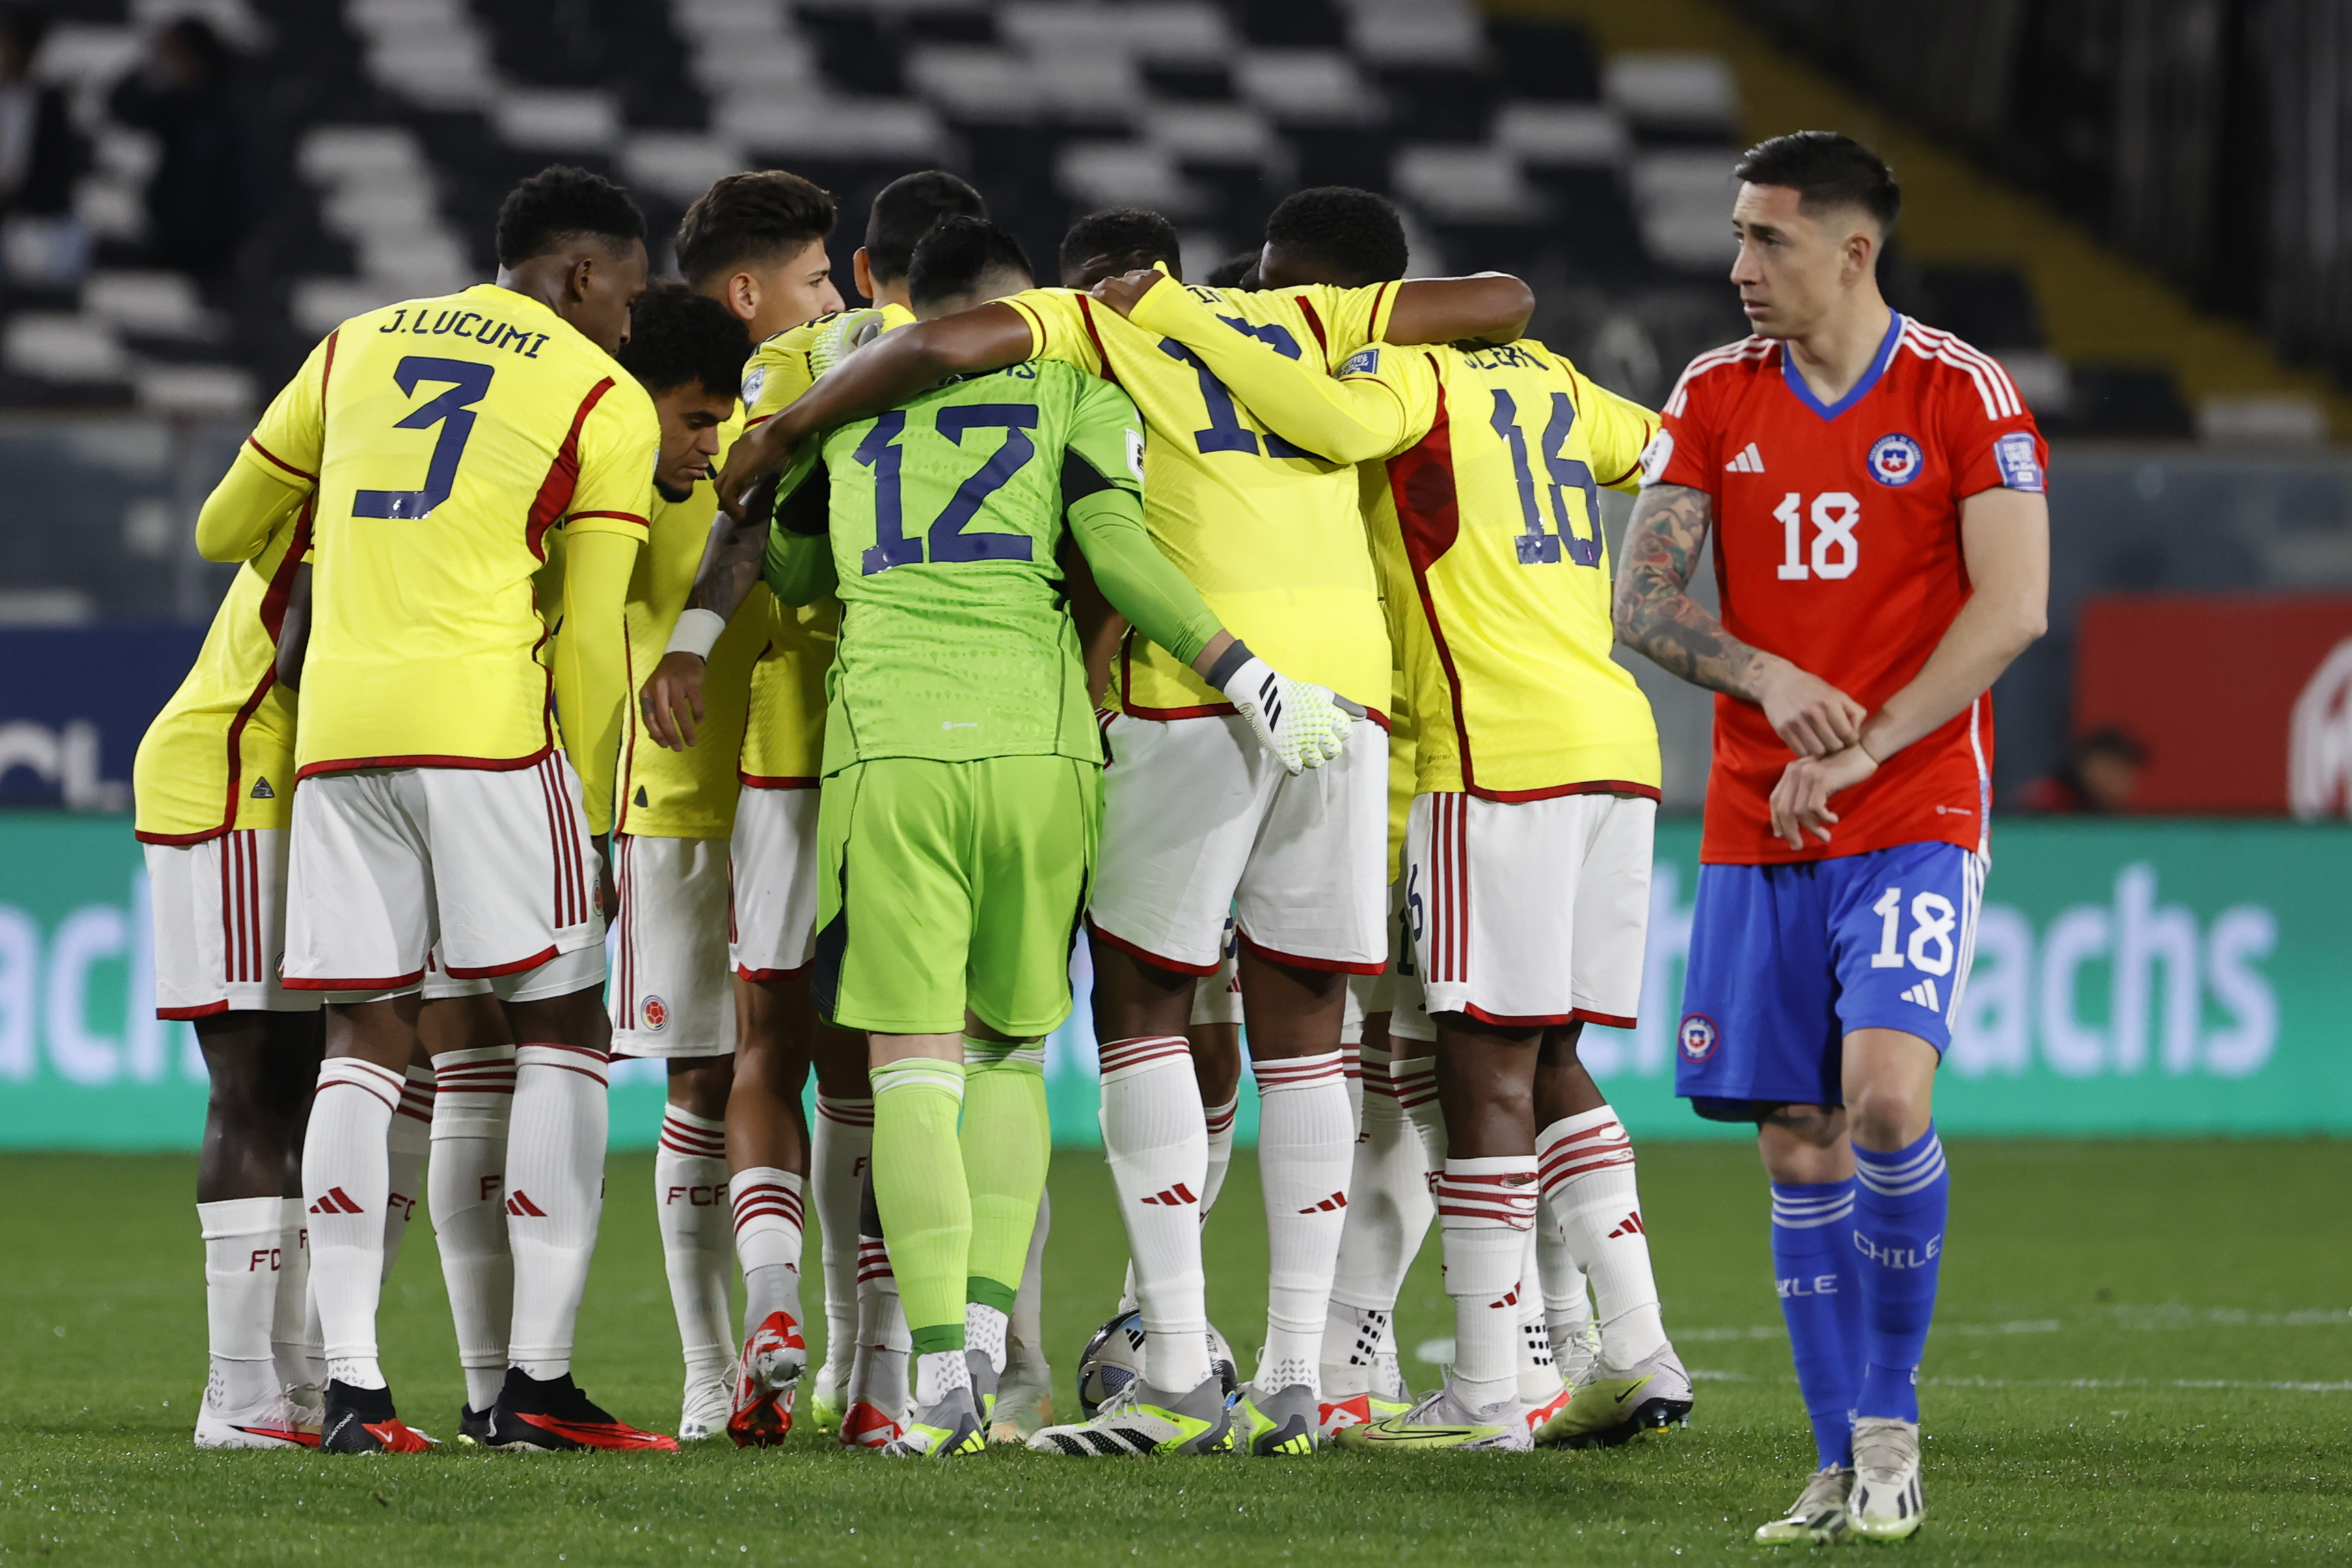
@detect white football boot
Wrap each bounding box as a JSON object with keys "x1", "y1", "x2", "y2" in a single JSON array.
[
  {"x1": 1848, "y1": 1417, "x2": 1925, "y2": 1540},
  {"x1": 1755, "y1": 1464, "x2": 1854, "y2": 1545}
]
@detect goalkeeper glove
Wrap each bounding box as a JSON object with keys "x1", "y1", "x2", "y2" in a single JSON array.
[
  {"x1": 808, "y1": 308, "x2": 887, "y2": 379},
  {"x1": 1208, "y1": 640, "x2": 1357, "y2": 775}
]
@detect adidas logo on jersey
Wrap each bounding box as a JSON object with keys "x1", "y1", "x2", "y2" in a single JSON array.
[
  {"x1": 1901, "y1": 979, "x2": 1942, "y2": 1010},
  {"x1": 1724, "y1": 442, "x2": 1766, "y2": 473},
  {"x1": 249, "y1": 776, "x2": 275, "y2": 799}
]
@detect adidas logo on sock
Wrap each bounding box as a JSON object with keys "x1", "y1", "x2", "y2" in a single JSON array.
[
  {"x1": 1489, "y1": 1284, "x2": 1521, "y2": 1310},
  {"x1": 1608, "y1": 1210, "x2": 1646, "y2": 1239},
  {"x1": 308, "y1": 1187, "x2": 363, "y2": 1215},
  {"x1": 1140, "y1": 1183, "x2": 1198, "y2": 1207},
  {"x1": 1900, "y1": 979, "x2": 1941, "y2": 1010},
  {"x1": 505, "y1": 1190, "x2": 548, "y2": 1217},
  {"x1": 1723, "y1": 441, "x2": 1766, "y2": 473},
  {"x1": 1298, "y1": 1192, "x2": 1348, "y2": 1215}
]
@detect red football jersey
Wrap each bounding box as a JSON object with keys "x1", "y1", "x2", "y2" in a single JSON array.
[{"x1": 1647, "y1": 314, "x2": 2047, "y2": 865}]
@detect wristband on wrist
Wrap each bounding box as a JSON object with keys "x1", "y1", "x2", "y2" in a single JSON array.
[
  {"x1": 664, "y1": 607, "x2": 727, "y2": 660},
  {"x1": 1202, "y1": 637, "x2": 1254, "y2": 690}
]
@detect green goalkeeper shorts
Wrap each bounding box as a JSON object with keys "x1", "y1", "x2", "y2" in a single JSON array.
[{"x1": 811, "y1": 755, "x2": 1102, "y2": 1037}]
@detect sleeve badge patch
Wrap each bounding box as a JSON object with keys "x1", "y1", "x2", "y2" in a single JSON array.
[
  {"x1": 1994, "y1": 431, "x2": 2046, "y2": 493},
  {"x1": 1638, "y1": 427, "x2": 1676, "y2": 486},
  {"x1": 1340, "y1": 347, "x2": 1379, "y2": 377}
]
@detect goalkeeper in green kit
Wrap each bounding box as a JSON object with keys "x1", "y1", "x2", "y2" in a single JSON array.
[{"x1": 723, "y1": 216, "x2": 1357, "y2": 1457}]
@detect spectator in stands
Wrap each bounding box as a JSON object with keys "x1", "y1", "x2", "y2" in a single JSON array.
[
  {"x1": 0, "y1": 5, "x2": 81, "y2": 222},
  {"x1": 2022, "y1": 726, "x2": 2146, "y2": 813},
  {"x1": 107, "y1": 15, "x2": 249, "y2": 281}
]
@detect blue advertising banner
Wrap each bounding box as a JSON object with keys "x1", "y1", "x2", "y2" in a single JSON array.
[
  {"x1": 0, "y1": 625, "x2": 204, "y2": 810},
  {"x1": 0, "y1": 815, "x2": 2342, "y2": 1148}
]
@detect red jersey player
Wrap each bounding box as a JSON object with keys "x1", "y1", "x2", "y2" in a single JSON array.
[{"x1": 1615, "y1": 133, "x2": 2048, "y2": 1543}]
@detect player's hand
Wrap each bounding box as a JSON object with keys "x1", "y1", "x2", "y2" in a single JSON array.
[
  {"x1": 1752, "y1": 657, "x2": 1869, "y2": 758},
  {"x1": 1218, "y1": 654, "x2": 1357, "y2": 775},
  {"x1": 712, "y1": 420, "x2": 796, "y2": 522},
  {"x1": 641, "y1": 652, "x2": 707, "y2": 751},
  {"x1": 1088, "y1": 267, "x2": 1169, "y2": 319},
  {"x1": 1770, "y1": 744, "x2": 1880, "y2": 849}
]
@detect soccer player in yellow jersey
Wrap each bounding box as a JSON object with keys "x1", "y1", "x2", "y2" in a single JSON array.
[
  {"x1": 602, "y1": 171, "x2": 843, "y2": 1444},
  {"x1": 196, "y1": 166, "x2": 671, "y2": 1454},
  {"x1": 713, "y1": 197, "x2": 1534, "y2": 1455},
  {"x1": 135, "y1": 489, "x2": 325, "y2": 1451},
  {"x1": 1101, "y1": 228, "x2": 1696, "y2": 1452},
  {"x1": 643, "y1": 170, "x2": 992, "y2": 1449}
]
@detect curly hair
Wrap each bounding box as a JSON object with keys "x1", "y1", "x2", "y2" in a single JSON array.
[
  {"x1": 494, "y1": 165, "x2": 645, "y2": 268},
  {"x1": 1263, "y1": 187, "x2": 1407, "y2": 286},
  {"x1": 1058, "y1": 207, "x2": 1181, "y2": 286},
  {"x1": 615, "y1": 281, "x2": 750, "y2": 399}
]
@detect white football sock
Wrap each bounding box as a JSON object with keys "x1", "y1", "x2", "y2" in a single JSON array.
[
  {"x1": 381, "y1": 1066, "x2": 434, "y2": 1280},
  {"x1": 1436, "y1": 1155, "x2": 1537, "y2": 1411},
  {"x1": 731, "y1": 1165, "x2": 807, "y2": 1335},
  {"x1": 966, "y1": 1301, "x2": 1009, "y2": 1377},
  {"x1": 1201, "y1": 1093, "x2": 1238, "y2": 1216},
  {"x1": 303, "y1": 1056, "x2": 403, "y2": 1389},
  {"x1": 271, "y1": 1197, "x2": 321, "y2": 1398},
  {"x1": 1341, "y1": 1038, "x2": 1364, "y2": 1129},
  {"x1": 1516, "y1": 1224, "x2": 1564, "y2": 1406},
  {"x1": 504, "y1": 1041, "x2": 609, "y2": 1381},
  {"x1": 914, "y1": 1347, "x2": 971, "y2": 1405},
  {"x1": 198, "y1": 1196, "x2": 285, "y2": 1409},
  {"x1": 1010, "y1": 1186, "x2": 1048, "y2": 1358},
  {"x1": 656, "y1": 1103, "x2": 734, "y2": 1390},
  {"x1": 1096, "y1": 1035, "x2": 1210, "y2": 1394},
  {"x1": 1319, "y1": 1298, "x2": 1387, "y2": 1400},
  {"x1": 813, "y1": 1095, "x2": 872, "y2": 1390},
  {"x1": 849, "y1": 1229, "x2": 911, "y2": 1419},
  {"x1": 1539, "y1": 1107, "x2": 1667, "y2": 1366},
  {"x1": 1390, "y1": 1053, "x2": 1446, "y2": 1166},
  {"x1": 1252, "y1": 1051, "x2": 1351, "y2": 1394},
  {"x1": 1538, "y1": 1219, "x2": 1596, "y2": 1371},
  {"x1": 1327, "y1": 1044, "x2": 1437, "y2": 1386},
  {"x1": 429, "y1": 1044, "x2": 514, "y2": 1411}
]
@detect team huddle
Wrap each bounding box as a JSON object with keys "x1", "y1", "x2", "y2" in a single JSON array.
[{"x1": 136, "y1": 126, "x2": 2047, "y2": 1545}]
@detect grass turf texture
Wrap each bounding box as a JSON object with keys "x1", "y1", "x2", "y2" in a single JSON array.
[{"x1": 3, "y1": 1142, "x2": 2347, "y2": 1565}]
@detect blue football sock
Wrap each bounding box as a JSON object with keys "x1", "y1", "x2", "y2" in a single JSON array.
[
  {"x1": 1850, "y1": 1126, "x2": 1949, "y2": 1424},
  {"x1": 1770, "y1": 1178, "x2": 1865, "y2": 1468}
]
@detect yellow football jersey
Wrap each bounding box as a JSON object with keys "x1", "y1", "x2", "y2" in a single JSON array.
[
  {"x1": 133, "y1": 504, "x2": 309, "y2": 841},
  {"x1": 729, "y1": 306, "x2": 913, "y2": 785},
  {"x1": 1355, "y1": 340, "x2": 1660, "y2": 796},
  {"x1": 614, "y1": 407, "x2": 772, "y2": 838},
  {"x1": 230, "y1": 284, "x2": 657, "y2": 779},
  {"x1": 1003, "y1": 282, "x2": 1401, "y2": 716}
]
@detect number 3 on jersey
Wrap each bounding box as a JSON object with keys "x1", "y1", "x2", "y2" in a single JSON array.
[
  {"x1": 353, "y1": 357, "x2": 494, "y2": 520},
  {"x1": 1773, "y1": 491, "x2": 1860, "y2": 581}
]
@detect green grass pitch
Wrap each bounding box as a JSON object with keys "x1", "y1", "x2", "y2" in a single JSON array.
[{"x1": 3, "y1": 1140, "x2": 2348, "y2": 1565}]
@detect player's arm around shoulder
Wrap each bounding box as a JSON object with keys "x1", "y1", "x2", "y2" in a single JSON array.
[{"x1": 199, "y1": 333, "x2": 332, "y2": 562}]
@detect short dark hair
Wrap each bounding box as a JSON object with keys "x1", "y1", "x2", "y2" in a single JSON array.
[
  {"x1": 863, "y1": 170, "x2": 988, "y2": 285},
  {"x1": 1059, "y1": 208, "x2": 1181, "y2": 285},
  {"x1": 615, "y1": 281, "x2": 749, "y2": 400},
  {"x1": 674, "y1": 170, "x2": 837, "y2": 288},
  {"x1": 495, "y1": 165, "x2": 645, "y2": 268},
  {"x1": 907, "y1": 216, "x2": 1033, "y2": 310},
  {"x1": 1733, "y1": 131, "x2": 1901, "y2": 233},
  {"x1": 1204, "y1": 251, "x2": 1258, "y2": 290},
  {"x1": 1264, "y1": 187, "x2": 1408, "y2": 286}
]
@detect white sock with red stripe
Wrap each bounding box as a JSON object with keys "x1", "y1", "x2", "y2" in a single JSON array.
[
  {"x1": 1340, "y1": 1038, "x2": 1364, "y2": 1129},
  {"x1": 1096, "y1": 1034, "x2": 1211, "y2": 1394},
  {"x1": 271, "y1": 1197, "x2": 322, "y2": 1399},
  {"x1": 429, "y1": 1045, "x2": 514, "y2": 1411},
  {"x1": 505, "y1": 1041, "x2": 610, "y2": 1381},
  {"x1": 198, "y1": 1196, "x2": 286, "y2": 1410},
  {"x1": 731, "y1": 1166, "x2": 807, "y2": 1335},
  {"x1": 381, "y1": 1066, "x2": 434, "y2": 1280},
  {"x1": 1436, "y1": 1154, "x2": 1538, "y2": 1411},
  {"x1": 813, "y1": 1095, "x2": 873, "y2": 1391},
  {"x1": 1325, "y1": 1045, "x2": 1437, "y2": 1399},
  {"x1": 303, "y1": 1056, "x2": 403, "y2": 1390},
  {"x1": 1252, "y1": 1050, "x2": 1352, "y2": 1394},
  {"x1": 1201, "y1": 1092, "x2": 1238, "y2": 1215},
  {"x1": 1538, "y1": 1220, "x2": 1595, "y2": 1366},
  {"x1": 1389, "y1": 1054, "x2": 1446, "y2": 1166},
  {"x1": 656, "y1": 1105, "x2": 734, "y2": 1390},
  {"x1": 1516, "y1": 1224, "x2": 1565, "y2": 1407},
  {"x1": 1539, "y1": 1106, "x2": 1666, "y2": 1366},
  {"x1": 849, "y1": 1226, "x2": 910, "y2": 1418}
]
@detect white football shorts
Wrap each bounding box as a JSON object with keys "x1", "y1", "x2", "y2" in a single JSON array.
[
  {"x1": 144, "y1": 829, "x2": 318, "y2": 1017},
  {"x1": 1089, "y1": 712, "x2": 1386, "y2": 976},
  {"x1": 611, "y1": 832, "x2": 733, "y2": 1057},
  {"x1": 1379, "y1": 878, "x2": 1434, "y2": 1044},
  {"x1": 1405, "y1": 791, "x2": 1655, "y2": 1029},
  {"x1": 282, "y1": 756, "x2": 606, "y2": 1003},
  {"x1": 729, "y1": 783, "x2": 820, "y2": 982}
]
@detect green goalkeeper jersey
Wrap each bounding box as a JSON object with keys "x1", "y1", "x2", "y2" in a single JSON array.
[{"x1": 766, "y1": 358, "x2": 1222, "y2": 774}]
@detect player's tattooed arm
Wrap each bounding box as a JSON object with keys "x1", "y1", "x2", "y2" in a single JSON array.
[
  {"x1": 638, "y1": 502, "x2": 773, "y2": 751},
  {"x1": 1615, "y1": 483, "x2": 1867, "y2": 758}
]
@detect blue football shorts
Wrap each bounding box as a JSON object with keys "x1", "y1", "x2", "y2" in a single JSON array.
[{"x1": 1674, "y1": 839, "x2": 1987, "y2": 1121}]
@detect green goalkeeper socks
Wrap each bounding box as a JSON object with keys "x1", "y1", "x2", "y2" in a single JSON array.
[
  {"x1": 870, "y1": 1057, "x2": 969, "y2": 1355},
  {"x1": 962, "y1": 1035, "x2": 1050, "y2": 1314}
]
